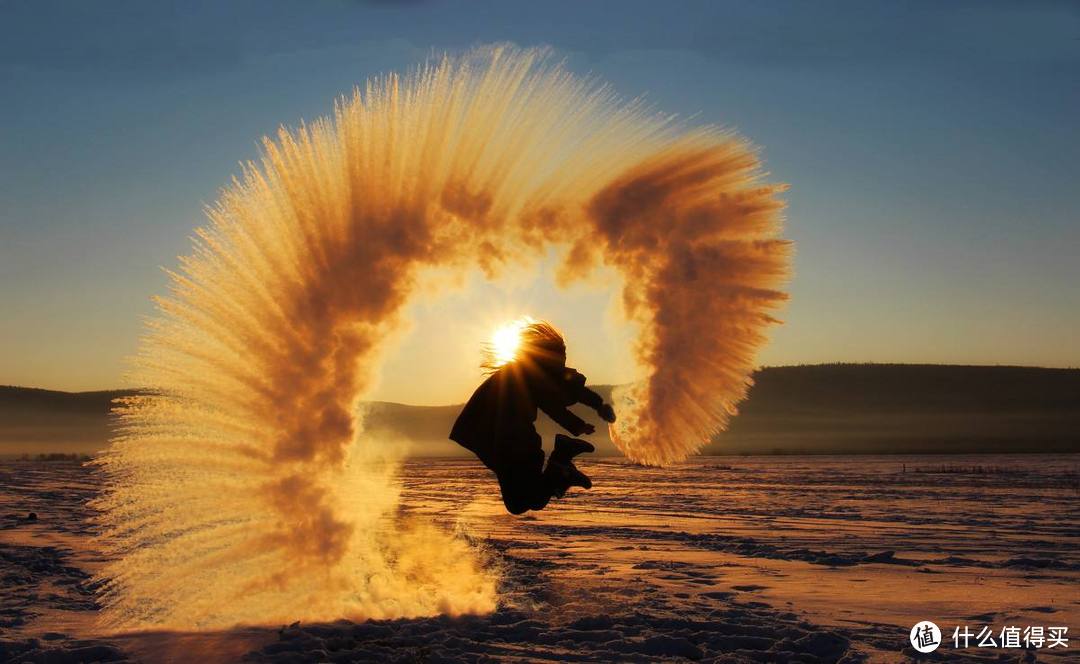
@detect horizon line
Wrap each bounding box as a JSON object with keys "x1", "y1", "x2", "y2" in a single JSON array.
[{"x1": 4, "y1": 361, "x2": 1078, "y2": 406}]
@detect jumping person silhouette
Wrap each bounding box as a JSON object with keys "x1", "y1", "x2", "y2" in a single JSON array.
[{"x1": 449, "y1": 320, "x2": 616, "y2": 514}]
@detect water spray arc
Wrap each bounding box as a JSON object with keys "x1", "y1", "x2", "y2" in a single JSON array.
[{"x1": 92, "y1": 46, "x2": 790, "y2": 629}]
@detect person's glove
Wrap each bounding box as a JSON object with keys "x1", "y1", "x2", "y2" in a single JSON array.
[{"x1": 598, "y1": 403, "x2": 616, "y2": 423}]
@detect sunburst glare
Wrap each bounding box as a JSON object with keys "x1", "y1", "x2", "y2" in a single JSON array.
[{"x1": 489, "y1": 316, "x2": 535, "y2": 367}]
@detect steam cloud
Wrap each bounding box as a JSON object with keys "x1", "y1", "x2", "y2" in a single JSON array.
[{"x1": 92, "y1": 45, "x2": 789, "y2": 629}]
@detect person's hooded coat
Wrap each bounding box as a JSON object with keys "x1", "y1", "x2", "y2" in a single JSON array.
[{"x1": 449, "y1": 361, "x2": 603, "y2": 470}]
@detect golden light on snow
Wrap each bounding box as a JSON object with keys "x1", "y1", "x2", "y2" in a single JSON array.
[{"x1": 490, "y1": 317, "x2": 534, "y2": 367}]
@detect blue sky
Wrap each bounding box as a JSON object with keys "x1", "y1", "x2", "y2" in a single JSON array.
[{"x1": 1, "y1": 0, "x2": 1078, "y2": 399}]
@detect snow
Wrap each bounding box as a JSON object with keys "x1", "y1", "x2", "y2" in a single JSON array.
[{"x1": 1, "y1": 454, "x2": 1077, "y2": 662}]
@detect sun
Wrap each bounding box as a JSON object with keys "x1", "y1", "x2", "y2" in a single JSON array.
[{"x1": 489, "y1": 316, "x2": 535, "y2": 368}]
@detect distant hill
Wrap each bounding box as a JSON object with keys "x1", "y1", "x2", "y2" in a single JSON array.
[
  {"x1": 3, "y1": 364, "x2": 1078, "y2": 457},
  {"x1": 714, "y1": 364, "x2": 1080, "y2": 455},
  {"x1": 0, "y1": 386, "x2": 130, "y2": 456}
]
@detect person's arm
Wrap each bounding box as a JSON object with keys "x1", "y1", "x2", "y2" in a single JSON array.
[
  {"x1": 541, "y1": 404, "x2": 595, "y2": 436},
  {"x1": 563, "y1": 368, "x2": 616, "y2": 423}
]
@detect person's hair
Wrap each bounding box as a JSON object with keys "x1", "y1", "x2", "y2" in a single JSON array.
[{"x1": 481, "y1": 319, "x2": 566, "y2": 373}]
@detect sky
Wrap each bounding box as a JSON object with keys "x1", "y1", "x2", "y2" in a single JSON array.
[{"x1": 1, "y1": 0, "x2": 1078, "y2": 403}]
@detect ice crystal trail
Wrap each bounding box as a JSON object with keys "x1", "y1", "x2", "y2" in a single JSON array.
[{"x1": 92, "y1": 45, "x2": 790, "y2": 629}]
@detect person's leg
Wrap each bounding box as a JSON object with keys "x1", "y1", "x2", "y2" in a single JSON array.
[
  {"x1": 545, "y1": 434, "x2": 594, "y2": 496},
  {"x1": 496, "y1": 465, "x2": 551, "y2": 514},
  {"x1": 552, "y1": 434, "x2": 594, "y2": 463},
  {"x1": 493, "y1": 431, "x2": 551, "y2": 514}
]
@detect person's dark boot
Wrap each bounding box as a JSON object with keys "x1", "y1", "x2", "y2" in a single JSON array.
[
  {"x1": 552, "y1": 434, "x2": 594, "y2": 464},
  {"x1": 562, "y1": 462, "x2": 592, "y2": 491},
  {"x1": 546, "y1": 435, "x2": 594, "y2": 498},
  {"x1": 543, "y1": 459, "x2": 593, "y2": 498}
]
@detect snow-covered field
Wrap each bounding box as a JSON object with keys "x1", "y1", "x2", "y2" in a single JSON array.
[{"x1": 1, "y1": 454, "x2": 1077, "y2": 662}]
